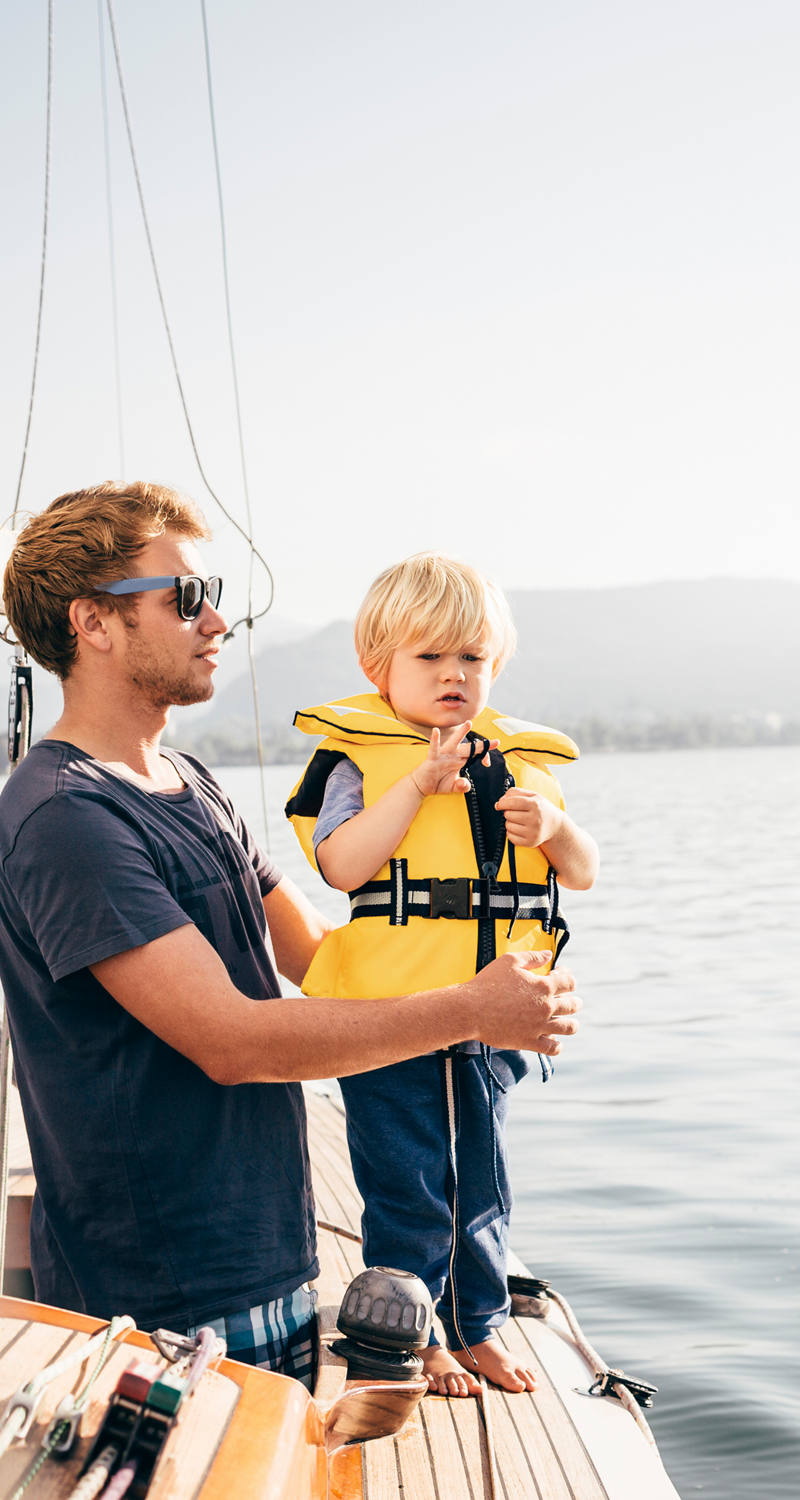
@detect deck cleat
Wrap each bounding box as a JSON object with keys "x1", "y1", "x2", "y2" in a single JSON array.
[{"x1": 589, "y1": 1367, "x2": 658, "y2": 1408}]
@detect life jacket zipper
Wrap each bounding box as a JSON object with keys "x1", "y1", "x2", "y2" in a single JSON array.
[{"x1": 463, "y1": 761, "x2": 514, "y2": 972}]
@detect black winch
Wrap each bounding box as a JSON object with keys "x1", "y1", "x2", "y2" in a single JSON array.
[{"x1": 331, "y1": 1267, "x2": 433, "y2": 1380}]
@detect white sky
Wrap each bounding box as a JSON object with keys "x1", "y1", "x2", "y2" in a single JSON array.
[{"x1": 2, "y1": 0, "x2": 799, "y2": 628}]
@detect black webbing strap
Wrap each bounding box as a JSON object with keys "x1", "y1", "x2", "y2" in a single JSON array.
[{"x1": 349, "y1": 873, "x2": 561, "y2": 926}]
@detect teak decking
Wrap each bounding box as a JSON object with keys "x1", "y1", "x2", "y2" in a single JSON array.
[
  {"x1": 2, "y1": 1085, "x2": 678, "y2": 1500},
  {"x1": 308, "y1": 1087, "x2": 626, "y2": 1500}
]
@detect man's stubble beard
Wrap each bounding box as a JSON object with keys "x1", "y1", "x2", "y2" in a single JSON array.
[{"x1": 123, "y1": 626, "x2": 215, "y2": 710}]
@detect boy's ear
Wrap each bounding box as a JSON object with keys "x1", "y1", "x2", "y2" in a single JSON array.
[{"x1": 359, "y1": 658, "x2": 385, "y2": 696}]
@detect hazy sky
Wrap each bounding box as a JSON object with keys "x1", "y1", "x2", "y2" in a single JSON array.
[{"x1": 2, "y1": 1, "x2": 799, "y2": 629}]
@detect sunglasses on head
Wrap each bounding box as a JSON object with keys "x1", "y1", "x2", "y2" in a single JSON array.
[{"x1": 96, "y1": 575, "x2": 223, "y2": 620}]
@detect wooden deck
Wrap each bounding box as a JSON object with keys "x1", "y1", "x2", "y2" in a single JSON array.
[
  {"x1": 306, "y1": 1086, "x2": 672, "y2": 1500},
  {"x1": 2, "y1": 1083, "x2": 679, "y2": 1500}
]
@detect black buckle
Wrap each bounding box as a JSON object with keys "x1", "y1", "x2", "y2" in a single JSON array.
[{"x1": 430, "y1": 878, "x2": 472, "y2": 919}]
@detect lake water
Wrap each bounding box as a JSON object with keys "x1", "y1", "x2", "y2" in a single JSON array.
[{"x1": 212, "y1": 747, "x2": 800, "y2": 1500}]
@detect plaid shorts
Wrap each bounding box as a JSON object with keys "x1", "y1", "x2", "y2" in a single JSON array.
[{"x1": 186, "y1": 1283, "x2": 318, "y2": 1390}]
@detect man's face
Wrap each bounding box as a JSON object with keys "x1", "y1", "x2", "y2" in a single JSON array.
[{"x1": 111, "y1": 532, "x2": 228, "y2": 710}]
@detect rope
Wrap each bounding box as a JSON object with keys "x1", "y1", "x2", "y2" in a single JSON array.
[
  {"x1": 101, "y1": 1460, "x2": 137, "y2": 1499},
  {"x1": 199, "y1": 0, "x2": 271, "y2": 846},
  {"x1": 0, "y1": 1316, "x2": 135, "y2": 1460},
  {"x1": 97, "y1": 0, "x2": 125, "y2": 477},
  {"x1": 316, "y1": 1218, "x2": 363, "y2": 1244},
  {"x1": 443, "y1": 1052, "x2": 476, "y2": 1364},
  {"x1": 103, "y1": 0, "x2": 273, "y2": 842},
  {"x1": 66, "y1": 1445, "x2": 118, "y2": 1500},
  {"x1": 5, "y1": 1314, "x2": 120, "y2": 1500},
  {"x1": 12, "y1": 0, "x2": 54, "y2": 520},
  {"x1": 545, "y1": 1286, "x2": 657, "y2": 1445},
  {"x1": 102, "y1": 0, "x2": 274, "y2": 612},
  {"x1": 0, "y1": 1010, "x2": 13, "y2": 1296}
]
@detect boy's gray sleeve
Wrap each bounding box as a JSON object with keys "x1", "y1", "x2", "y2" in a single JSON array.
[{"x1": 312, "y1": 759, "x2": 365, "y2": 850}]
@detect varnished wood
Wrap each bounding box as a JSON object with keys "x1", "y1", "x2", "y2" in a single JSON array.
[{"x1": 0, "y1": 1297, "x2": 329, "y2": 1499}]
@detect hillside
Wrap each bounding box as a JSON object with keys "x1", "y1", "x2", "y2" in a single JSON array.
[
  {"x1": 172, "y1": 578, "x2": 800, "y2": 756},
  {"x1": 10, "y1": 579, "x2": 799, "y2": 764}
]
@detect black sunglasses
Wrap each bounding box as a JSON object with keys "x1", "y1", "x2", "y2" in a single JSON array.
[{"x1": 96, "y1": 574, "x2": 223, "y2": 621}]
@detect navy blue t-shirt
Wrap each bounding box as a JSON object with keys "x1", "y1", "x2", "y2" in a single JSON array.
[{"x1": 0, "y1": 740, "x2": 318, "y2": 1329}]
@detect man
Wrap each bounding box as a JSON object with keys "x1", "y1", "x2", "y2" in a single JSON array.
[{"x1": 0, "y1": 481, "x2": 580, "y2": 1385}]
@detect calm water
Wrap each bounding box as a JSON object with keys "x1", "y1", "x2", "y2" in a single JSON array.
[{"x1": 212, "y1": 747, "x2": 800, "y2": 1500}]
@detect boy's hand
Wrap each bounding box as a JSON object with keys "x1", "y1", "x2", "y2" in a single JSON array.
[
  {"x1": 410, "y1": 723, "x2": 474, "y2": 796},
  {"x1": 410, "y1": 723, "x2": 499, "y2": 797},
  {"x1": 495, "y1": 788, "x2": 564, "y2": 847}
]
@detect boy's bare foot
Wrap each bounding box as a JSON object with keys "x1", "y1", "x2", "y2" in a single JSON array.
[
  {"x1": 453, "y1": 1335, "x2": 537, "y2": 1393},
  {"x1": 420, "y1": 1344, "x2": 482, "y2": 1397}
]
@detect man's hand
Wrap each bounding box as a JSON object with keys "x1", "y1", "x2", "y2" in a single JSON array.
[
  {"x1": 494, "y1": 788, "x2": 563, "y2": 847},
  {"x1": 411, "y1": 722, "x2": 498, "y2": 797},
  {"x1": 467, "y1": 952, "x2": 581, "y2": 1054}
]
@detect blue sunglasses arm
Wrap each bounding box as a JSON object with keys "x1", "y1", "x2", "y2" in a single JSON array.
[{"x1": 98, "y1": 577, "x2": 176, "y2": 596}]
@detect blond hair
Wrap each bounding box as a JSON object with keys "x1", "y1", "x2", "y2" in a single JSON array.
[
  {"x1": 2, "y1": 480, "x2": 209, "y2": 679},
  {"x1": 355, "y1": 553, "x2": 516, "y2": 692}
]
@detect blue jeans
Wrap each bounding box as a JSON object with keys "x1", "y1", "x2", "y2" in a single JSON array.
[{"x1": 339, "y1": 1048, "x2": 530, "y2": 1348}]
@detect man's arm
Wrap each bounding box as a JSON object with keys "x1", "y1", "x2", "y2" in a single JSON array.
[
  {"x1": 90, "y1": 926, "x2": 580, "y2": 1085},
  {"x1": 263, "y1": 875, "x2": 333, "y2": 986}
]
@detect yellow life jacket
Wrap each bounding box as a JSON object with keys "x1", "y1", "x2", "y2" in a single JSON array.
[{"x1": 285, "y1": 694, "x2": 579, "y2": 1000}]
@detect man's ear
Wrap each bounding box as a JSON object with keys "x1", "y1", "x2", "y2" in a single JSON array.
[{"x1": 68, "y1": 596, "x2": 115, "y2": 656}]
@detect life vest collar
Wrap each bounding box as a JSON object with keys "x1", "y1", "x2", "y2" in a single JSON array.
[{"x1": 293, "y1": 693, "x2": 579, "y2": 764}]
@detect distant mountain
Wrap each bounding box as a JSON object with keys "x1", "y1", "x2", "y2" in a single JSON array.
[
  {"x1": 178, "y1": 579, "x2": 800, "y2": 744},
  {"x1": 502, "y1": 578, "x2": 798, "y2": 721},
  {"x1": 7, "y1": 580, "x2": 798, "y2": 765}
]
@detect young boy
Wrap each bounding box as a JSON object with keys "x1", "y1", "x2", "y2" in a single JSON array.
[{"x1": 286, "y1": 554, "x2": 598, "y2": 1396}]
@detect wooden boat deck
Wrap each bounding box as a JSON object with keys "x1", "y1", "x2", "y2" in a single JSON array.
[
  {"x1": 307, "y1": 1086, "x2": 670, "y2": 1500},
  {"x1": 2, "y1": 1084, "x2": 679, "y2": 1499}
]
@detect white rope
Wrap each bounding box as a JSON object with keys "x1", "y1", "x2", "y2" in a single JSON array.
[
  {"x1": 545, "y1": 1286, "x2": 657, "y2": 1446},
  {"x1": 66, "y1": 1445, "x2": 119, "y2": 1500},
  {"x1": 0, "y1": 1316, "x2": 135, "y2": 1457},
  {"x1": 443, "y1": 1052, "x2": 476, "y2": 1365}
]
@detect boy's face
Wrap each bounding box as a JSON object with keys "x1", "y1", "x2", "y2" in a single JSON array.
[{"x1": 381, "y1": 632, "x2": 495, "y2": 735}]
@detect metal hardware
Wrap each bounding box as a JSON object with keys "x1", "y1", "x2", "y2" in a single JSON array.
[{"x1": 587, "y1": 1367, "x2": 658, "y2": 1408}]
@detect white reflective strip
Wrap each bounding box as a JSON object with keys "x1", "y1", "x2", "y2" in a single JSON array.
[
  {"x1": 349, "y1": 891, "x2": 390, "y2": 910},
  {"x1": 351, "y1": 891, "x2": 553, "y2": 917}
]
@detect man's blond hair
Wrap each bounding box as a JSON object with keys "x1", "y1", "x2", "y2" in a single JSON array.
[
  {"x1": 2, "y1": 481, "x2": 209, "y2": 679},
  {"x1": 355, "y1": 553, "x2": 516, "y2": 692}
]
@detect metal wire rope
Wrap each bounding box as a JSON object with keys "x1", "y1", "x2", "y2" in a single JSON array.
[
  {"x1": 12, "y1": 0, "x2": 54, "y2": 522},
  {"x1": 97, "y1": 0, "x2": 125, "y2": 478},
  {"x1": 101, "y1": 0, "x2": 274, "y2": 621},
  {"x1": 199, "y1": 0, "x2": 270, "y2": 844}
]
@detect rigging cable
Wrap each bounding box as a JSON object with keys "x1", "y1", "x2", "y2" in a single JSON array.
[
  {"x1": 103, "y1": 0, "x2": 274, "y2": 843},
  {"x1": 199, "y1": 0, "x2": 270, "y2": 846},
  {"x1": 102, "y1": 0, "x2": 274, "y2": 607},
  {"x1": 0, "y1": 0, "x2": 53, "y2": 1295},
  {"x1": 97, "y1": 0, "x2": 125, "y2": 478},
  {"x1": 11, "y1": 0, "x2": 54, "y2": 522}
]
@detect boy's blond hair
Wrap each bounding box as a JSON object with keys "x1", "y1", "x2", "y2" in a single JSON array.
[
  {"x1": 355, "y1": 552, "x2": 517, "y2": 692},
  {"x1": 2, "y1": 480, "x2": 209, "y2": 679}
]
